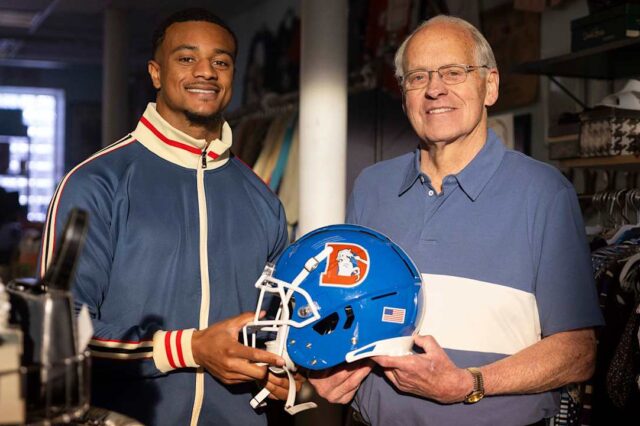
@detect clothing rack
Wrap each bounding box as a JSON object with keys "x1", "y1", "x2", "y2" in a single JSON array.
[
  {"x1": 225, "y1": 92, "x2": 299, "y2": 125},
  {"x1": 573, "y1": 168, "x2": 640, "y2": 197},
  {"x1": 579, "y1": 187, "x2": 640, "y2": 426},
  {"x1": 590, "y1": 189, "x2": 640, "y2": 230},
  {"x1": 225, "y1": 83, "x2": 377, "y2": 126}
]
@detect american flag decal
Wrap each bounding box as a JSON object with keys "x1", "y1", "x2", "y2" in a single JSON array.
[{"x1": 382, "y1": 307, "x2": 406, "y2": 324}]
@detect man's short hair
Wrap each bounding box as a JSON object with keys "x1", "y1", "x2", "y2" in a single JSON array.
[
  {"x1": 151, "y1": 8, "x2": 238, "y2": 59},
  {"x1": 394, "y1": 15, "x2": 497, "y2": 79}
]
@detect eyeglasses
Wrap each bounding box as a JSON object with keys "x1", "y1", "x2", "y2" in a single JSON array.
[{"x1": 400, "y1": 64, "x2": 489, "y2": 91}]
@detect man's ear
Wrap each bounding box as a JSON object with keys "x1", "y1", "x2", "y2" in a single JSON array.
[
  {"x1": 484, "y1": 69, "x2": 499, "y2": 107},
  {"x1": 148, "y1": 60, "x2": 162, "y2": 90}
]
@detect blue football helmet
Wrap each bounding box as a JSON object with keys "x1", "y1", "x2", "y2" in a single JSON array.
[{"x1": 242, "y1": 225, "x2": 425, "y2": 412}]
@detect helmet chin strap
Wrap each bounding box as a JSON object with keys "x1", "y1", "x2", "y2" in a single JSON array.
[
  {"x1": 250, "y1": 363, "x2": 318, "y2": 415},
  {"x1": 250, "y1": 335, "x2": 317, "y2": 414},
  {"x1": 250, "y1": 317, "x2": 317, "y2": 413},
  {"x1": 247, "y1": 247, "x2": 335, "y2": 415}
]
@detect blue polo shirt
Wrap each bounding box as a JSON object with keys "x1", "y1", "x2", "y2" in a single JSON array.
[{"x1": 347, "y1": 130, "x2": 603, "y2": 426}]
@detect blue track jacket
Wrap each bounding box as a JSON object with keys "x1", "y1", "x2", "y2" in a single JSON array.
[{"x1": 38, "y1": 103, "x2": 288, "y2": 425}]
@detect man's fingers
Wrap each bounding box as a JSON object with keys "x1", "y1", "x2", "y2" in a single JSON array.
[
  {"x1": 308, "y1": 363, "x2": 372, "y2": 388},
  {"x1": 222, "y1": 373, "x2": 259, "y2": 384},
  {"x1": 230, "y1": 342, "x2": 284, "y2": 366},
  {"x1": 307, "y1": 369, "x2": 344, "y2": 385},
  {"x1": 265, "y1": 372, "x2": 289, "y2": 388},
  {"x1": 264, "y1": 381, "x2": 289, "y2": 400},
  {"x1": 314, "y1": 367, "x2": 335, "y2": 379},
  {"x1": 372, "y1": 355, "x2": 400, "y2": 368},
  {"x1": 227, "y1": 311, "x2": 261, "y2": 332},
  {"x1": 414, "y1": 334, "x2": 437, "y2": 350},
  {"x1": 261, "y1": 372, "x2": 290, "y2": 400},
  {"x1": 382, "y1": 369, "x2": 400, "y2": 389},
  {"x1": 226, "y1": 310, "x2": 268, "y2": 338},
  {"x1": 215, "y1": 364, "x2": 265, "y2": 384},
  {"x1": 292, "y1": 373, "x2": 305, "y2": 391},
  {"x1": 262, "y1": 371, "x2": 306, "y2": 398},
  {"x1": 311, "y1": 364, "x2": 372, "y2": 403},
  {"x1": 343, "y1": 364, "x2": 372, "y2": 389},
  {"x1": 310, "y1": 363, "x2": 365, "y2": 380},
  {"x1": 225, "y1": 359, "x2": 269, "y2": 381}
]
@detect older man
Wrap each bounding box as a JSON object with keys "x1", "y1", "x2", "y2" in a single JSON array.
[{"x1": 309, "y1": 15, "x2": 603, "y2": 426}]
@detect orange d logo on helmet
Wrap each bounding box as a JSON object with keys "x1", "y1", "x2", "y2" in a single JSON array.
[{"x1": 320, "y1": 243, "x2": 370, "y2": 287}]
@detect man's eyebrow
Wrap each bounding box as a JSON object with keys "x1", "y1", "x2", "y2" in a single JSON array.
[
  {"x1": 169, "y1": 45, "x2": 234, "y2": 60},
  {"x1": 170, "y1": 44, "x2": 198, "y2": 54},
  {"x1": 213, "y1": 48, "x2": 235, "y2": 58}
]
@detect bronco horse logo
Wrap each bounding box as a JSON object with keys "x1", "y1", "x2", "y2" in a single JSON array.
[{"x1": 320, "y1": 243, "x2": 370, "y2": 286}]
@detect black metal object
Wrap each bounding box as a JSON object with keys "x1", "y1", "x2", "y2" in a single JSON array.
[
  {"x1": 6, "y1": 208, "x2": 91, "y2": 423},
  {"x1": 42, "y1": 208, "x2": 88, "y2": 291}
]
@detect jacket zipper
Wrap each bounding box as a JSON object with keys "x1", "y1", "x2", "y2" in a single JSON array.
[
  {"x1": 201, "y1": 149, "x2": 207, "y2": 169},
  {"x1": 191, "y1": 148, "x2": 210, "y2": 425}
]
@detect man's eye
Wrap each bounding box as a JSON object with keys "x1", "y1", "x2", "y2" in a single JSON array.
[
  {"x1": 443, "y1": 69, "x2": 463, "y2": 78},
  {"x1": 212, "y1": 60, "x2": 229, "y2": 69},
  {"x1": 178, "y1": 57, "x2": 195, "y2": 63},
  {"x1": 409, "y1": 73, "x2": 426, "y2": 83}
]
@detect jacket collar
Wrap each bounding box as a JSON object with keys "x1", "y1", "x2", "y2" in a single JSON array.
[
  {"x1": 132, "y1": 103, "x2": 232, "y2": 170},
  {"x1": 398, "y1": 129, "x2": 506, "y2": 201}
]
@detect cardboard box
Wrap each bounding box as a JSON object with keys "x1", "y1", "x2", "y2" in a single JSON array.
[
  {"x1": 548, "y1": 135, "x2": 581, "y2": 159},
  {"x1": 571, "y1": 4, "x2": 640, "y2": 51}
]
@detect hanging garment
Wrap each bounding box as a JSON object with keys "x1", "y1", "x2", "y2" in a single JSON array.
[
  {"x1": 276, "y1": 117, "x2": 299, "y2": 240},
  {"x1": 253, "y1": 110, "x2": 294, "y2": 184},
  {"x1": 269, "y1": 112, "x2": 297, "y2": 192},
  {"x1": 239, "y1": 116, "x2": 273, "y2": 167},
  {"x1": 589, "y1": 241, "x2": 640, "y2": 425}
]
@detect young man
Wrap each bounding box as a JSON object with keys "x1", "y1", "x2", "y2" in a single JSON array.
[
  {"x1": 309, "y1": 15, "x2": 603, "y2": 426},
  {"x1": 39, "y1": 9, "x2": 291, "y2": 426}
]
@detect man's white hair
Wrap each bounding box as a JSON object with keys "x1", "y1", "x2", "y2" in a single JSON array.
[{"x1": 393, "y1": 15, "x2": 498, "y2": 79}]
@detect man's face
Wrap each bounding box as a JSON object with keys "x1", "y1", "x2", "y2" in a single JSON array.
[
  {"x1": 402, "y1": 23, "x2": 498, "y2": 145},
  {"x1": 148, "y1": 21, "x2": 235, "y2": 133}
]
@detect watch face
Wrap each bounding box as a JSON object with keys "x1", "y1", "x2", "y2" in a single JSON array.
[{"x1": 465, "y1": 391, "x2": 484, "y2": 404}]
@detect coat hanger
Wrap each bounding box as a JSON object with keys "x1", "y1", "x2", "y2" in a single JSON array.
[{"x1": 607, "y1": 189, "x2": 640, "y2": 245}]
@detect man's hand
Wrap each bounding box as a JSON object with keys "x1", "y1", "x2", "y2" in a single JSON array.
[
  {"x1": 191, "y1": 312, "x2": 284, "y2": 384},
  {"x1": 373, "y1": 335, "x2": 471, "y2": 404},
  {"x1": 307, "y1": 361, "x2": 373, "y2": 404},
  {"x1": 259, "y1": 370, "x2": 305, "y2": 401}
]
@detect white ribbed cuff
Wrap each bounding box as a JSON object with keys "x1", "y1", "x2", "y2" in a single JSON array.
[{"x1": 152, "y1": 329, "x2": 199, "y2": 372}]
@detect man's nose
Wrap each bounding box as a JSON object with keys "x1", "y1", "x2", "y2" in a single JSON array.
[
  {"x1": 193, "y1": 59, "x2": 218, "y2": 79},
  {"x1": 425, "y1": 72, "x2": 447, "y2": 98}
]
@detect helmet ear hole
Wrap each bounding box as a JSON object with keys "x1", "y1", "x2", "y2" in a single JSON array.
[
  {"x1": 343, "y1": 305, "x2": 355, "y2": 329},
  {"x1": 312, "y1": 312, "x2": 339, "y2": 335}
]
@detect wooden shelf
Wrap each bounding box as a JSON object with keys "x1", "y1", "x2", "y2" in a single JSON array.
[
  {"x1": 558, "y1": 155, "x2": 640, "y2": 169},
  {"x1": 513, "y1": 37, "x2": 640, "y2": 79}
]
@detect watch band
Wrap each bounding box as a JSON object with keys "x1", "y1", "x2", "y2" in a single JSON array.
[{"x1": 464, "y1": 367, "x2": 485, "y2": 404}]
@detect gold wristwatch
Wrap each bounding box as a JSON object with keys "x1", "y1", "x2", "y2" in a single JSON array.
[{"x1": 464, "y1": 367, "x2": 485, "y2": 404}]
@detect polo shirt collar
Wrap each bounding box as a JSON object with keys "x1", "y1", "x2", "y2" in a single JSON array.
[
  {"x1": 455, "y1": 129, "x2": 505, "y2": 201},
  {"x1": 397, "y1": 129, "x2": 505, "y2": 200},
  {"x1": 398, "y1": 148, "x2": 423, "y2": 195}
]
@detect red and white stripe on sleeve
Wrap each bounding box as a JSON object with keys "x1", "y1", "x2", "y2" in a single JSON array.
[{"x1": 152, "y1": 329, "x2": 199, "y2": 372}]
